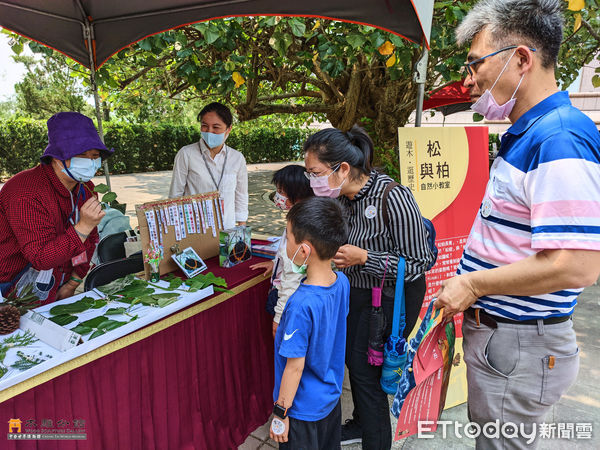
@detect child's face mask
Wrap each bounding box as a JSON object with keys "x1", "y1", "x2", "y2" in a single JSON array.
[
  {"x1": 291, "y1": 243, "x2": 310, "y2": 274},
  {"x1": 274, "y1": 191, "x2": 290, "y2": 210}
]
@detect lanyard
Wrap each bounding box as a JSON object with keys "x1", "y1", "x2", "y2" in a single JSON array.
[
  {"x1": 199, "y1": 142, "x2": 229, "y2": 191},
  {"x1": 67, "y1": 183, "x2": 85, "y2": 225}
]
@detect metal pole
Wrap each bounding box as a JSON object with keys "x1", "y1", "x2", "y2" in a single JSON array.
[
  {"x1": 83, "y1": 20, "x2": 111, "y2": 189},
  {"x1": 413, "y1": 48, "x2": 429, "y2": 127}
]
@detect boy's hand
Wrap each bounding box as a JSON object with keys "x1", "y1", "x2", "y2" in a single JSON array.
[
  {"x1": 250, "y1": 260, "x2": 274, "y2": 277},
  {"x1": 270, "y1": 416, "x2": 290, "y2": 442},
  {"x1": 272, "y1": 321, "x2": 278, "y2": 338},
  {"x1": 333, "y1": 244, "x2": 367, "y2": 269}
]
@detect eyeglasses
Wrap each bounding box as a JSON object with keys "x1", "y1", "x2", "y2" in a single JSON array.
[
  {"x1": 462, "y1": 46, "x2": 536, "y2": 77},
  {"x1": 304, "y1": 163, "x2": 341, "y2": 180}
]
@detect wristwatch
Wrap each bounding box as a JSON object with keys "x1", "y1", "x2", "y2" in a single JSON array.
[{"x1": 273, "y1": 402, "x2": 288, "y2": 419}]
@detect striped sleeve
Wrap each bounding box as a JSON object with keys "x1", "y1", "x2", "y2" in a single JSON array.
[
  {"x1": 526, "y1": 134, "x2": 600, "y2": 251},
  {"x1": 363, "y1": 184, "x2": 433, "y2": 281}
]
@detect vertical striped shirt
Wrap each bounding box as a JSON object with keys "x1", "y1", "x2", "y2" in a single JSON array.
[
  {"x1": 458, "y1": 92, "x2": 600, "y2": 320},
  {"x1": 339, "y1": 171, "x2": 433, "y2": 289}
]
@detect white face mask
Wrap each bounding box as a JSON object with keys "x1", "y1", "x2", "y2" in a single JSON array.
[
  {"x1": 471, "y1": 49, "x2": 524, "y2": 121},
  {"x1": 290, "y1": 244, "x2": 310, "y2": 274},
  {"x1": 274, "y1": 192, "x2": 290, "y2": 210}
]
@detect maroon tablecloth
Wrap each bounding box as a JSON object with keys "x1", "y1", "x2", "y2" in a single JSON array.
[{"x1": 0, "y1": 257, "x2": 275, "y2": 449}]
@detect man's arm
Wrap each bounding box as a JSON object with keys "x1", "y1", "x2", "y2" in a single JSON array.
[
  {"x1": 270, "y1": 356, "x2": 305, "y2": 443},
  {"x1": 435, "y1": 248, "x2": 600, "y2": 317}
]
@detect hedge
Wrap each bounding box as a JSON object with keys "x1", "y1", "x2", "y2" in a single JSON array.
[
  {"x1": 0, "y1": 119, "x2": 312, "y2": 179},
  {"x1": 0, "y1": 118, "x2": 499, "y2": 179}
]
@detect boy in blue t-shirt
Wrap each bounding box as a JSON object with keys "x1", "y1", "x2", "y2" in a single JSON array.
[{"x1": 270, "y1": 197, "x2": 350, "y2": 449}]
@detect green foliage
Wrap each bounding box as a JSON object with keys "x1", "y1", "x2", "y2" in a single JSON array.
[
  {"x1": 11, "y1": 54, "x2": 94, "y2": 120},
  {"x1": 11, "y1": 350, "x2": 51, "y2": 371},
  {"x1": 0, "y1": 119, "x2": 310, "y2": 178},
  {"x1": 0, "y1": 118, "x2": 47, "y2": 179}
]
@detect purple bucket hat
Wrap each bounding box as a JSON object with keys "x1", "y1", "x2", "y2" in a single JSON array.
[{"x1": 41, "y1": 112, "x2": 114, "y2": 163}]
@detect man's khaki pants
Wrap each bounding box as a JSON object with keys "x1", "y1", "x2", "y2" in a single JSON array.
[{"x1": 463, "y1": 312, "x2": 579, "y2": 449}]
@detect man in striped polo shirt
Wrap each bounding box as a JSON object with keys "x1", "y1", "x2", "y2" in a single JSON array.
[{"x1": 435, "y1": 1, "x2": 600, "y2": 448}]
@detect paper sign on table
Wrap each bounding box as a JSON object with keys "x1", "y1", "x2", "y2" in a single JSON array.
[{"x1": 20, "y1": 311, "x2": 82, "y2": 351}]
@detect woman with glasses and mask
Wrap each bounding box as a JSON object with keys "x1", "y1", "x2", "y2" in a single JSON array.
[
  {"x1": 303, "y1": 126, "x2": 434, "y2": 449},
  {"x1": 169, "y1": 102, "x2": 248, "y2": 230}
]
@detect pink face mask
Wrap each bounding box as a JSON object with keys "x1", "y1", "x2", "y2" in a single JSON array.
[
  {"x1": 471, "y1": 49, "x2": 524, "y2": 121},
  {"x1": 309, "y1": 164, "x2": 346, "y2": 198}
]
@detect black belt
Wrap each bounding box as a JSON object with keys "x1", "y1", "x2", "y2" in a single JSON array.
[{"x1": 465, "y1": 308, "x2": 571, "y2": 328}]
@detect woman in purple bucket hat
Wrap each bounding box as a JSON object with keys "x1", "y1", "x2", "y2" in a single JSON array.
[{"x1": 0, "y1": 112, "x2": 113, "y2": 304}]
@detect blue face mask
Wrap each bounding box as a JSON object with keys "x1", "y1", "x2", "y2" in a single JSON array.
[
  {"x1": 62, "y1": 157, "x2": 102, "y2": 182},
  {"x1": 201, "y1": 131, "x2": 228, "y2": 149}
]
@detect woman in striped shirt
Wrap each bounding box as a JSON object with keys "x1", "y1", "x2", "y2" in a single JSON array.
[{"x1": 304, "y1": 126, "x2": 433, "y2": 449}]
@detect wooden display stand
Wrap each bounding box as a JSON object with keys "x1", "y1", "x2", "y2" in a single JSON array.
[{"x1": 136, "y1": 192, "x2": 225, "y2": 279}]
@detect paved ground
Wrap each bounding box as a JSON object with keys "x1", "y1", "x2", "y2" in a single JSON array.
[{"x1": 93, "y1": 164, "x2": 600, "y2": 450}]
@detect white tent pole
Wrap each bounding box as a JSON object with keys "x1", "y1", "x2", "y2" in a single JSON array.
[
  {"x1": 413, "y1": 48, "x2": 429, "y2": 127},
  {"x1": 82, "y1": 19, "x2": 111, "y2": 190}
]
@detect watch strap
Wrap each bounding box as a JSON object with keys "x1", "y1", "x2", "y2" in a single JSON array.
[{"x1": 273, "y1": 402, "x2": 288, "y2": 419}]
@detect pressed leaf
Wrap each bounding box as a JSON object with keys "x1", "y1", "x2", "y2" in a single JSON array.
[
  {"x1": 48, "y1": 314, "x2": 77, "y2": 326},
  {"x1": 91, "y1": 300, "x2": 107, "y2": 309},
  {"x1": 70, "y1": 325, "x2": 93, "y2": 335},
  {"x1": 184, "y1": 272, "x2": 228, "y2": 292},
  {"x1": 165, "y1": 274, "x2": 183, "y2": 290},
  {"x1": 89, "y1": 329, "x2": 106, "y2": 339},
  {"x1": 105, "y1": 307, "x2": 128, "y2": 315},
  {"x1": 97, "y1": 274, "x2": 137, "y2": 295},
  {"x1": 157, "y1": 297, "x2": 178, "y2": 308},
  {"x1": 50, "y1": 300, "x2": 93, "y2": 315},
  {"x1": 88, "y1": 319, "x2": 127, "y2": 339},
  {"x1": 150, "y1": 293, "x2": 179, "y2": 300},
  {"x1": 97, "y1": 320, "x2": 127, "y2": 332},
  {"x1": 214, "y1": 287, "x2": 234, "y2": 294},
  {"x1": 78, "y1": 316, "x2": 110, "y2": 328}
]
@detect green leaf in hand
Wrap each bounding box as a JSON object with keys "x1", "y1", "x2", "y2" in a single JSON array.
[
  {"x1": 93, "y1": 183, "x2": 110, "y2": 194},
  {"x1": 102, "y1": 192, "x2": 117, "y2": 203}
]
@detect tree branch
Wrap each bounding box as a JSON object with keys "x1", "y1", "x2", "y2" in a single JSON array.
[
  {"x1": 581, "y1": 19, "x2": 600, "y2": 43},
  {"x1": 257, "y1": 90, "x2": 321, "y2": 101},
  {"x1": 244, "y1": 102, "x2": 331, "y2": 119}
]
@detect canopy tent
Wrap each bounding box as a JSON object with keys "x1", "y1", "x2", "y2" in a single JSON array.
[
  {"x1": 0, "y1": 1, "x2": 434, "y2": 69},
  {"x1": 423, "y1": 80, "x2": 471, "y2": 116},
  {"x1": 0, "y1": 0, "x2": 435, "y2": 185}
]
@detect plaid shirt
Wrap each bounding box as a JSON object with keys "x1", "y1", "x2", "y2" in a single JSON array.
[{"x1": 0, "y1": 163, "x2": 99, "y2": 303}]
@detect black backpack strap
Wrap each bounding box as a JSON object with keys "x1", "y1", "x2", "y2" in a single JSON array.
[{"x1": 382, "y1": 181, "x2": 400, "y2": 229}]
